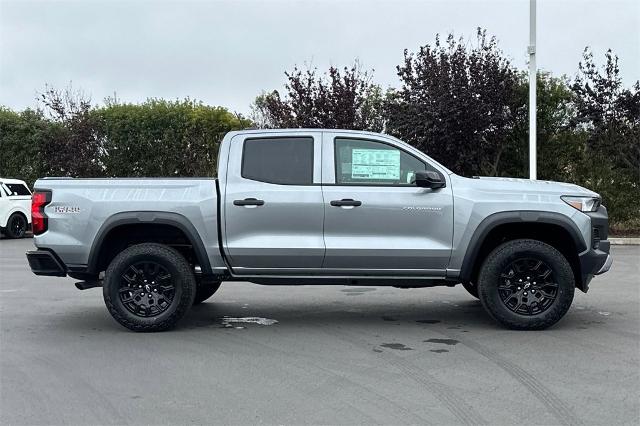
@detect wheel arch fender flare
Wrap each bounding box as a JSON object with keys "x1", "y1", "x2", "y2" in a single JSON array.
[
  {"x1": 87, "y1": 211, "x2": 212, "y2": 275},
  {"x1": 4, "y1": 207, "x2": 30, "y2": 227},
  {"x1": 459, "y1": 210, "x2": 587, "y2": 283}
]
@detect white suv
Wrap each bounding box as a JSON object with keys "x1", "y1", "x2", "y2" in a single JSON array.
[{"x1": 0, "y1": 178, "x2": 32, "y2": 238}]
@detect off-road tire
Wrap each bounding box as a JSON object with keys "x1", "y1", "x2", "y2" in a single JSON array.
[
  {"x1": 103, "y1": 243, "x2": 196, "y2": 332},
  {"x1": 193, "y1": 281, "x2": 221, "y2": 305},
  {"x1": 478, "y1": 239, "x2": 575, "y2": 330},
  {"x1": 461, "y1": 281, "x2": 479, "y2": 299},
  {"x1": 5, "y1": 213, "x2": 27, "y2": 239}
]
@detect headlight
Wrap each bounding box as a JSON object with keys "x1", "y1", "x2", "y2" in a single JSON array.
[{"x1": 561, "y1": 196, "x2": 601, "y2": 212}]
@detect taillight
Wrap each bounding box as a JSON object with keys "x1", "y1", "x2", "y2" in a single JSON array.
[{"x1": 31, "y1": 191, "x2": 51, "y2": 235}]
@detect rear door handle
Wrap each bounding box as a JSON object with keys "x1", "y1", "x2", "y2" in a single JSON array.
[
  {"x1": 233, "y1": 198, "x2": 265, "y2": 206},
  {"x1": 330, "y1": 199, "x2": 362, "y2": 207}
]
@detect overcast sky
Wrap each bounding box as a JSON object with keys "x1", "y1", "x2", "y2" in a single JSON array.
[{"x1": 1, "y1": 0, "x2": 638, "y2": 115}]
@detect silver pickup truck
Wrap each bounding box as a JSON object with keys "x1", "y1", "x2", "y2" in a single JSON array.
[{"x1": 26, "y1": 129, "x2": 612, "y2": 332}]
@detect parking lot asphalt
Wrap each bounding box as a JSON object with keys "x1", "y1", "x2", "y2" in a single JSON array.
[{"x1": 1, "y1": 237, "x2": 638, "y2": 426}]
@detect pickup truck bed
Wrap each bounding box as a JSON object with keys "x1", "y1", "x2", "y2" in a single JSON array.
[{"x1": 30, "y1": 177, "x2": 225, "y2": 278}]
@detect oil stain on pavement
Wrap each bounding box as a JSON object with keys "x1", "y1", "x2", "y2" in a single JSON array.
[
  {"x1": 380, "y1": 343, "x2": 413, "y2": 351},
  {"x1": 424, "y1": 338, "x2": 459, "y2": 346}
]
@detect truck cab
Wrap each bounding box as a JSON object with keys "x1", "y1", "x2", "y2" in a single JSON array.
[{"x1": 218, "y1": 129, "x2": 453, "y2": 278}]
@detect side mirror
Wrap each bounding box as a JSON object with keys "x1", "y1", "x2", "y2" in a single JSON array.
[{"x1": 413, "y1": 171, "x2": 446, "y2": 189}]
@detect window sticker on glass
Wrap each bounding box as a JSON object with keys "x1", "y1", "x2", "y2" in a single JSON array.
[{"x1": 351, "y1": 149, "x2": 400, "y2": 180}]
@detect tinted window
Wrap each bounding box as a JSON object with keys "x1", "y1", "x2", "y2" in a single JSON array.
[
  {"x1": 4, "y1": 183, "x2": 31, "y2": 196},
  {"x1": 242, "y1": 137, "x2": 314, "y2": 185},
  {"x1": 335, "y1": 138, "x2": 434, "y2": 185}
]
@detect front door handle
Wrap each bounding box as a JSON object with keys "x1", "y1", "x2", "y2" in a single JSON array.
[
  {"x1": 330, "y1": 199, "x2": 362, "y2": 207},
  {"x1": 233, "y1": 198, "x2": 265, "y2": 206}
]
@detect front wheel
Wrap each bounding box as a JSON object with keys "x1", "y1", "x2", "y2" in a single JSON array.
[
  {"x1": 103, "y1": 243, "x2": 196, "y2": 332},
  {"x1": 478, "y1": 239, "x2": 575, "y2": 330}
]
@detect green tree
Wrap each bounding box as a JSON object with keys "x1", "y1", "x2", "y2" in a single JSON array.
[
  {"x1": 572, "y1": 48, "x2": 639, "y2": 171},
  {"x1": 96, "y1": 99, "x2": 250, "y2": 177},
  {"x1": 535, "y1": 73, "x2": 582, "y2": 181},
  {"x1": 0, "y1": 107, "x2": 55, "y2": 186},
  {"x1": 570, "y1": 48, "x2": 640, "y2": 227},
  {"x1": 502, "y1": 72, "x2": 583, "y2": 181}
]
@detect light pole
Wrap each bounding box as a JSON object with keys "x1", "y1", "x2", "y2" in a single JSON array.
[{"x1": 529, "y1": 0, "x2": 537, "y2": 180}]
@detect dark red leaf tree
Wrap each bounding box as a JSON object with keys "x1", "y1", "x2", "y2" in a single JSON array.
[
  {"x1": 252, "y1": 63, "x2": 384, "y2": 132},
  {"x1": 385, "y1": 29, "x2": 522, "y2": 176}
]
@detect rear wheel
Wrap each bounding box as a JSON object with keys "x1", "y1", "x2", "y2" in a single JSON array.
[
  {"x1": 477, "y1": 239, "x2": 575, "y2": 330},
  {"x1": 5, "y1": 213, "x2": 27, "y2": 239},
  {"x1": 103, "y1": 243, "x2": 196, "y2": 332},
  {"x1": 193, "y1": 281, "x2": 221, "y2": 305}
]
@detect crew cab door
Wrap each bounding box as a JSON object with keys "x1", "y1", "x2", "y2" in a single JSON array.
[
  {"x1": 222, "y1": 132, "x2": 324, "y2": 274},
  {"x1": 321, "y1": 132, "x2": 454, "y2": 276}
]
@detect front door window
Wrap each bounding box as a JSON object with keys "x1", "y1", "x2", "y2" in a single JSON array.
[{"x1": 335, "y1": 138, "x2": 437, "y2": 186}]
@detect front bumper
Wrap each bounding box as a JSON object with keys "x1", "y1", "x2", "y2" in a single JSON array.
[
  {"x1": 578, "y1": 241, "x2": 611, "y2": 288},
  {"x1": 578, "y1": 205, "x2": 612, "y2": 290},
  {"x1": 596, "y1": 254, "x2": 613, "y2": 275},
  {"x1": 26, "y1": 250, "x2": 66, "y2": 277}
]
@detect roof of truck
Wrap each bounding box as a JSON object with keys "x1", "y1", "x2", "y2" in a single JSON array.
[
  {"x1": 227, "y1": 128, "x2": 391, "y2": 137},
  {"x1": 224, "y1": 128, "x2": 454, "y2": 175}
]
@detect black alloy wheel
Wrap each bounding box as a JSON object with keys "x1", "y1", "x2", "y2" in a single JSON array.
[
  {"x1": 7, "y1": 214, "x2": 27, "y2": 238},
  {"x1": 497, "y1": 258, "x2": 558, "y2": 316},
  {"x1": 477, "y1": 239, "x2": 575, "y2": 330},
  {"x1": 103, "y1": 243, "x2": 196, "y2": 332},
  {"x1": 119, "y1": 261, "x2": 176, "y2": 317}
]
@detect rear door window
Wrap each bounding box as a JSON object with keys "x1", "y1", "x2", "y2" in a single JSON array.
[{"x1": 242, "y1": 137, "x2": 314, "y2": 185}]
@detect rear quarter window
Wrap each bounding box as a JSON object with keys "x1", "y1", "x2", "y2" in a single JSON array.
[{"x1": 4, "y1": 183, "x2": 31, "y2": 196}]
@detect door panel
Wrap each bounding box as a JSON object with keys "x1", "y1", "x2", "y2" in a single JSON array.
[
  {"x1": 321, "y1": 133, "x2": 454, "y2": 274},
  {"x1": 322, "y1": 186, "x2": 453, "y2": 271},
  {"x1": 223, "y1": 133, "x2": 325, "y2": 273}
]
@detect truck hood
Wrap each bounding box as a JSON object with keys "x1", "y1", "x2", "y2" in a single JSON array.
[{"x1": 455, "y1": 176, "x2": 600, "y2": 198}]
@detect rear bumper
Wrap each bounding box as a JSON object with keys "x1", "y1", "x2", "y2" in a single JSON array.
[{"x1": 26, "y1": 250, "x2": 66, "y2": 277}]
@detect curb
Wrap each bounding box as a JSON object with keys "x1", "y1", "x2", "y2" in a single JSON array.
[{"x1": 609, "y1": 237, "x2": 640, "y2": 245}]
